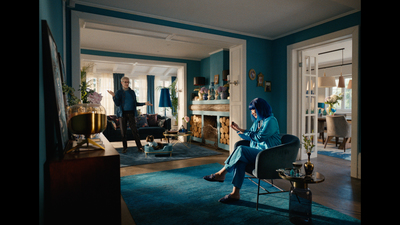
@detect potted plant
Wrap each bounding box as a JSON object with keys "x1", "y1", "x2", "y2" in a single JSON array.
[{"x1": 302, "y1": 134, "x2": 315, "y2": 176}]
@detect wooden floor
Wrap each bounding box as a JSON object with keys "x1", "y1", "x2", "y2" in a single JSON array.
[{"x1": 117, "y1": 140, "x2": 361, "y2": 224}]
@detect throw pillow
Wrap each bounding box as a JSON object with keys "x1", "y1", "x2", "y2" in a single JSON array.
[
  {"x1": 136, "y1": 114, "x2": 148, "y2": 128},
  {"x1": 157, "y1": 118, "x2": 166, "y2": 128},
  {"x1": 147, "y1": 114, "x2": 158, "y2": 127}
]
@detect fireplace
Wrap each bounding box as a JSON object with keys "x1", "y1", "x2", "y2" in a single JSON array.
[
  {"x1": 189, "y1": 99, "x2": 230, "y2": 151},
  {"x1": 203, "y1": 116, "x2": 218, "y2": 145}
]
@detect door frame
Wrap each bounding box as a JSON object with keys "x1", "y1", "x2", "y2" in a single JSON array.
[
  {"x1": 70, "y1": 10, "x2": 247, "y2": 150},
  {"x1": 287, "y1": 26, "x2": 360, "y2": 178}
]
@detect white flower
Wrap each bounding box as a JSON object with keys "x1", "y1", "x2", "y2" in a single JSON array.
[{"x1": 87, "y1": 92, "x2": 103, "y2": 104}]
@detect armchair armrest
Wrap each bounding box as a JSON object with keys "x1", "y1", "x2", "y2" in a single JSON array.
[{"x1": 253, "y1": 134, "x2": 300, "y2": 179}]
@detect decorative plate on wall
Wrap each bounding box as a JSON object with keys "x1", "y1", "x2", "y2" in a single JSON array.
[{"x1": 249, "y1": 69, "x2": 256, "y2": 80}]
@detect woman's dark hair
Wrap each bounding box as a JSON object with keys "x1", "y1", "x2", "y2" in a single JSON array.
[{"x1": 248, "y1": 98, "x2": 272, "y2": 121}]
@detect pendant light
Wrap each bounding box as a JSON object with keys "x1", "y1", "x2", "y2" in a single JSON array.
[
  {"x1": 318, "y1": 70, "x2": 336, "y2": 88},
  {"x1": 337, "y1": 49, "x2": 345, "y2": 88},
  {"x1": 347, "y1": 80, "x2": 352, "y2": 89}
]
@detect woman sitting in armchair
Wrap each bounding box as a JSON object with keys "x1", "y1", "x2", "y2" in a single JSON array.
[{"x1": 203, "y1": 97, "x2": 281, "y2": 203}]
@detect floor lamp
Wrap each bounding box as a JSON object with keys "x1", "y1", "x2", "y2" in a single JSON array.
[{"x1": 159, "y1": 88, "x2": 172, "y2": 117}]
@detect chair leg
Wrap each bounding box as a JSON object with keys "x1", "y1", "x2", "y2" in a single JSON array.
[
  {"x1": 256, "y1": 179, "x2": 260, "y2": 210},
  {"x1": 324, "y1": 136, "x2": 331, "y2": 148}
]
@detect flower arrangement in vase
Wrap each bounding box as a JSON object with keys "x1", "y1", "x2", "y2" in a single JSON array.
[
  {"x1": 200, "y1": 87, "x2": 209, "y2": 100},
  {"x1": 217, "y1": 86, "x2": 227, "y2": 99},
  {"x1": 302, "y1": 134, "x2": 315, "y2": 176},
  {"x1": 179, "y1": 116, "x2": 190, "y2": 133},
  {"x1": 324, "y1": 93, "x2": 343, "y2": 115}
]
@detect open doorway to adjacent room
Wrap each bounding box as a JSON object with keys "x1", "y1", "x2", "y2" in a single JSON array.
[{"x1": 287, "y1": 26, "x2": 360, "y2": 178}]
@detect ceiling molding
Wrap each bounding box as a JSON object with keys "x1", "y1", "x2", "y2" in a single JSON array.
[
  {"x1": 76, "y1": 1, "x2": 359, "y2": 40},
  {"x1": 75, "y1": 0, "x2": 272, "y2": 40}
]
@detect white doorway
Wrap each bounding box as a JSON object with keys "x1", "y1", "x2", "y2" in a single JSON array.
[
  {"x1": 287, "y1": 26, "x2": 360, "y2": 178},
  {"x1": 70, "y1": 11, "x2": 247, "y2": 151}
]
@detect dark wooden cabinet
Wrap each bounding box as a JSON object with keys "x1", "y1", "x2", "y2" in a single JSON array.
[{"x1": 47, "y1": 134, "x2": 121, "y2": 225}]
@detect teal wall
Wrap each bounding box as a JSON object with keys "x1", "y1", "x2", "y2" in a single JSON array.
[{"x1": 39, "y1": 0, "x2": 64, "y2": 224}]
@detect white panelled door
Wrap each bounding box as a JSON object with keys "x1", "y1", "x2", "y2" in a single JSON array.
[
  {"x1": 300, "y1": 51, "x2": 318, "y2": 160},
  {"x1": 229, "y1": 45, "x2": 246, "y2": 154}
]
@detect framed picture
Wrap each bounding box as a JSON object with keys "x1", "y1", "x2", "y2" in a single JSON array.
[
  {"x1": 265, "y1": 81, "x2": 272, "y2": 92},
  {"x1": 42, "y1": 20, "x2": 69, "y2": 154},
  {"x1": 257, "y1": 72, "x2": 264, "y2": 87},
  {"x1": 214, "y1": 74, "x2": 219, "y2": 84},
  {"x1": 249, "y1": 69, "x2": 256, "y2": 80}
]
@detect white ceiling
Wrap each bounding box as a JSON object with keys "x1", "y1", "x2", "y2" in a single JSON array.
[
  {"x1": 77, "y1": 0, "x2": 360, "y2": 39},
  {"x1": 78, "y1": 0, "x2": 358, "y2": 76}
]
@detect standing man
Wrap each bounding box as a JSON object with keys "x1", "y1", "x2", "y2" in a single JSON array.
[{"x1": 107, "y1": 76, "x2": 153, "y2": 153}]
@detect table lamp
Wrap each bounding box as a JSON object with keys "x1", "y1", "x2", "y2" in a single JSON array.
[
  {"x1": 318, "y1": 102, "x2": 325, "y2": 115},
  {"x1": 159, "y1": 88, "x2": 172, "y2": 117}
]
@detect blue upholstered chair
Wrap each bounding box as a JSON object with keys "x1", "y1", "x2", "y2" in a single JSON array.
[{"x1": 245, "y1": 134, "x2": 300, "y2": 210}]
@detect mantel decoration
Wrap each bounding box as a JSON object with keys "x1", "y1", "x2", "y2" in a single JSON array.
[
  {"x1": 324, "y1": 93, "x2": 343, "y2": 115},
  {"x1": 199, "y1": 86, "x2": 209, "y2": 100},
  {"x1": 217, "y1": 85, "x2": 228, "y2": 99},
  {"x1": 302, "y1": 134, "x2": 315, "y2": 176}
]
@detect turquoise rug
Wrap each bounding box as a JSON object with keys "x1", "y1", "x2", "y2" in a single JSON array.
[{"x1": 121, "y1": 163, "x2": 360, "y2": 225}]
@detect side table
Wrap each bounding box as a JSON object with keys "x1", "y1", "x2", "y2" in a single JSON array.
[
  {"x1": 277, "y1": 169, "x2": 325, "y2": 224},
  {"x1": 163, "y1": 131, "x2": 193, "y2": 148}
]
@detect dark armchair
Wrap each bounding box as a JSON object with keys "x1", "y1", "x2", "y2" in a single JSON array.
[{"x1": 245, "y1": 134, "x2": 300, "y2": 210}]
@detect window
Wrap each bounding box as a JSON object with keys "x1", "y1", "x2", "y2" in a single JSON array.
[
  {"x1": 86, "y1": 74, "x2": 148, "y2": 115},
  {"x1": 86, "y1": 73, "x2": 114, "y2": 115},
  {"x1": 329, "y1": 76, "x2": 352, "y2": 113}
]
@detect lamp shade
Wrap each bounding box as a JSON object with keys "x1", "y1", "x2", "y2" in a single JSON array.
[
  {"x1": 337, "y1": 73, "x2": 345, "y2": 88},
  {"x1": 222, "y1": 70, "x2": 229, "y2": 81},
  {"x1": 347, "y1": 79, "x2": 352, "y2": 89},
  {"x1": 318, "y1": 72, "x2": 336, "y2": 88},
  {"x1": 159, "y1": 88, "x2": 172, "y2": 107},
  {"x1": 194, "y1": 77, "x2": 205, "y2": 86}
]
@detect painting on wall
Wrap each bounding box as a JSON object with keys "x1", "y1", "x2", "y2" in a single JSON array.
[
  {"x1": 265, "y1": 81, "x2": 271, "y2": 92},
  {"x1": 214, "y1": 74, "x2": 219, "y2": 84},
  {"x1": 249, "y1": 69, "x2": 256, "y2": 80},
  {"x1": 257, "y1": 73, "x2": 264, "y2": 87},
  {"x1": 42, "y1": 20, "x2": 69, "y2": 154}
]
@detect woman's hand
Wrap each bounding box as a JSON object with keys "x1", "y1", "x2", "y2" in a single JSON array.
[
  {"x1": 231, "y1": 122, "x2": 245, "y2": 133},
  {"x1": 145, "y1": 101, "x2": 153, "y2": 106}
]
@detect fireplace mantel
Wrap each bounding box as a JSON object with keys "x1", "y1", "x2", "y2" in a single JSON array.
[{"x1": 190, "y1": 99, "x2": 229, "y2": 116}]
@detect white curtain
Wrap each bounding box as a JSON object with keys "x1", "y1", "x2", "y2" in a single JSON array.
[
  {"x1": 87, "y1": 73, "x2": 149, "y2": 116},
  {"x1": 86, "y1": 72, "x2": 114, "y2": 115}
]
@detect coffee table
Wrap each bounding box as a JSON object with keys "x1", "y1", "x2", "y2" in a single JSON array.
[{"x1": 163, "y1": 131, "x2": 193, "y2": 148}]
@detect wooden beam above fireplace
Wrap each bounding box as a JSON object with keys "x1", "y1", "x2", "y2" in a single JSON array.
[{"x1": 189, "y1": 104, "x2": 229, "y2": 112}]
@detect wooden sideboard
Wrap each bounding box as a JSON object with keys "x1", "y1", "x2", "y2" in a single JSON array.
[{"x1": 46, "y1": 133, "x2": 121, "y2": 225}]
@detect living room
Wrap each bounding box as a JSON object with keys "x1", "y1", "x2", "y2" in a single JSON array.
[{"x1": 39, "y1": 1, "x2": 361, "y2": 224}]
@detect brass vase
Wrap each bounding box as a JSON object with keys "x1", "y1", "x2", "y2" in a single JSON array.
[{"x1": 304, "y1": 152, "x2": 314, "y2": 176}]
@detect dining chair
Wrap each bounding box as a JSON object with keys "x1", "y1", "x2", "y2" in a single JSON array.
[{"x1": 324, "y1": 115, "x2": 351, "y2": 151}]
